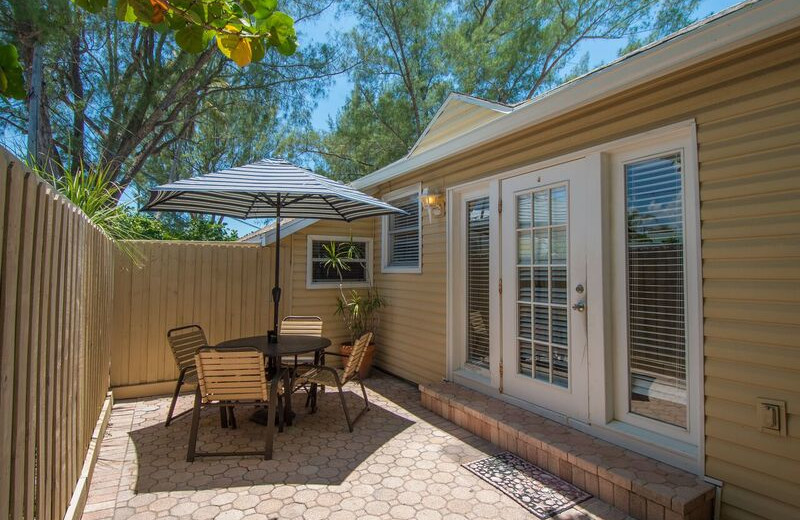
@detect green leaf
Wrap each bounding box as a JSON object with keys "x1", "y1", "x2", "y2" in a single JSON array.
[
  {"x1": 72, "y1": 0, "x2": 108, "y2": 14},
  {"x1": 250, "y1": 37, "x2": 265, "y2": 62},
  {"x1": 0, "y1": 43, "x2": 19, "y2": 69},
  {"x1": 260, "y1": 11, "x2": 297, "y2": 56},
  {"x1": 0, "y1": 44, "x2": 25, "y2": 100},
  {"x1": 115, "y1": 0, "x2": 137, "y2": 22},
  {"x1": 252, "y1": 0, "x2": 277, "y2": 19},
  {"x1": 175, "y1": 25, "x2": 206, "y2": 53},
  {"x1": 127, "y1": 0, "x2": 154, "y2": 24}
]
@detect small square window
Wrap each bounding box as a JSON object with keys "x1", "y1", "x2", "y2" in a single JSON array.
[{"x1": 307, "y1": 236, "x2": 372, "y2": 289}]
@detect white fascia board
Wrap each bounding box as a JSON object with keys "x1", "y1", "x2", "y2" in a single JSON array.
[
  {"x1": 255, "y1": 218, "x2": 319, "y2": 245},
  {"x1": 352, "y1": 0, "x2": 800, "y2": 191}
]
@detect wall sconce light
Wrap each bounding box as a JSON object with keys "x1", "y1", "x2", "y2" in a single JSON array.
[{"x1": 420, "y1": 187, "x2": 445, "y2": 222}]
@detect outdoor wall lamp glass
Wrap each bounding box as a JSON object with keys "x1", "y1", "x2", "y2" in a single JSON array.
[{"x1": 420, "y1": 187, "x2": 445, "y2": 222}]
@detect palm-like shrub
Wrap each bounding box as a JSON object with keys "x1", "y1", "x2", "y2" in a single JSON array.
[{"x1": 321, "y1": 240, "x2": 384, "y2": 345}]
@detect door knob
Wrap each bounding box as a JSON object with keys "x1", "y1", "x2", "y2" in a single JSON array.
[{"x1": 571, "y1": 299, "x2": 586, "y2": 312}]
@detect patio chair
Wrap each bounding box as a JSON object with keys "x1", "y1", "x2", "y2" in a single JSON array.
[
  {"x1": 281, "y1": 316, "x2": 325, "y2": 407},
  {"x1": 187, "y1": 347, "x2": 287, "y2": 461},
  {"x1": 280, "y1": 315, "x2": 323, "y2": 366},
  {"x1": 165, "y1": 325, "x2": 208, "y2": 427},
  {"x1": 292, "y1": 332, "x2": 372, "y2": 432}
]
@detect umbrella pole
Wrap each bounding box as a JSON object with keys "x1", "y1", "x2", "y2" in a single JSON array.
[{"x1": 271, "y1": 194, "x2": 282, "y2": 341}]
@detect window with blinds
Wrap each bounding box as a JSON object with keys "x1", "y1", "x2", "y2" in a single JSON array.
[
  {"x1": 625, "y1": 152, "x2": 687, "y2": 428},
  {"x1": 309, "y1": 238, "x2": 370, "y2": 287},
  {"x1": 466, "y1": 197, "x2": 490, "y2": 369},
  {"x1": 385, "y1": 192, "x2": 421, "y2": 269}
]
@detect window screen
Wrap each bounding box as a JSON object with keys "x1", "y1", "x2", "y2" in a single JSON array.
[
  {"x1": 309, "y1": 239, "x2": 369, "y2": 285},
  {"x1": 466, "y1": 197, "x2": 490, "y2": 369},
  {"x1": 386, "y1": 192, "x2": 420, "y2": 268},
  {"x1": 625, "y1": 152, "x2": 687, "y2": 428}
]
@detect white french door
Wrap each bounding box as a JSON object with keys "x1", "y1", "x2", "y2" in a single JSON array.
[{"x1": 500, "y1": 159, "x2": 589, "y2": 421}]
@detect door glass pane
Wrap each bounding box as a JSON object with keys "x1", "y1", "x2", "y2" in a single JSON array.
[
  {"x1": 518, "y1": 268, "x2": 531, "y2": 302},
  {"x1": 517, "y1": 194, "x2": 532, "y2": 228},
  {"x1": 466, "y1": 197, "x2": 491, "y2": 369},
  {"x1": 533, "y1": 267, "x2": 549, "y2": 302},
  {"x1": 533, "y1": 191, "x2": 549, "y2": 227},
  {"x1": 533, "y1": 229, "x2": 549, "y2": 264},
  {"x1": 518, "y1": 231, "x2": 532, "y2": 264},
  {"x1": 551, "y1": 187, "x2": 567, "y2": 225},
  {"x1": 625, "y1": 153, "x2": 687, "y2": 429},
  {"x1": 515, "y1": 183, "x2": 570, "y2": 387},
  {"x1": 519, "y1": 340, "x2": 532, "y2": 376}
]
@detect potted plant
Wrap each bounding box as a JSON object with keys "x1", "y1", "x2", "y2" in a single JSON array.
[{"x1": 322, "y1": 240, "x2": 384, "y2": 378}]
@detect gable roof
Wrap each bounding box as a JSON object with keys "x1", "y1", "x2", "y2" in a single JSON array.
[
  {"x1": 352, "y1": 0, "x2": 796, "y2": 191},
  {"x1": 408, "y1": 93, "x2": 513, "y2": 157},
  {"x1": 242, "y1": 0, "x2": 798, "y2": 245}
]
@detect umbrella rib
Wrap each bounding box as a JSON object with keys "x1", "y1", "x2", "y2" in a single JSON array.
[{"x1": 320, "y1": 194, "x2": 350, "y2": 222}]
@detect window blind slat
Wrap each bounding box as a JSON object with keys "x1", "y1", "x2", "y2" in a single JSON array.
[{"x1": 625, "y1": 152, "x2": 688, "y2": 429}]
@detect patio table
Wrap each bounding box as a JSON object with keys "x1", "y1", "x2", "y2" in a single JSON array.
[{"x1": 215, "y1": 334, "x2": 332, "y2": 425}]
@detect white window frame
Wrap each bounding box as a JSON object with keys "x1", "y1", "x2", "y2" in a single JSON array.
[
  {"x1": 605, "y1": 125, "x2": 703, "y2": 455},
  {"x1": 306, "y1": 234, "x2": 373, "y2": 290},
  {"x1": 381, "y1": 183, "x2": 422, "y2": 274}
]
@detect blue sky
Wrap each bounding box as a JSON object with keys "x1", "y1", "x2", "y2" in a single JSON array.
[{"x1": 228, "y1": 0, "x2": 740, "y2": 236}]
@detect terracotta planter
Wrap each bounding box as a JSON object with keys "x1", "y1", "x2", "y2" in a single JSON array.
[{"x1": 339, "y1": 342, "x2": 376, "y2": 379}]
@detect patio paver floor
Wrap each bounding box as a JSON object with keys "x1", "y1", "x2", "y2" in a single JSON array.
[{"x1": 82, "y1": 372, "x2": 631, "y2": 520}]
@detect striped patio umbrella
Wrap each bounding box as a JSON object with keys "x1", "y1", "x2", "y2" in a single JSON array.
[{"x1": 142, "y1": 158, "x2": 404, "y2": 337}]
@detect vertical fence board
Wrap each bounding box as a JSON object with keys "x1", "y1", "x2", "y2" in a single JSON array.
[
  {"x1": 111, "y1": 241, "x2": 275, "y2": 392},
  {"x1": 0, "y1": 156, "x2": 23, "y2": 520},
  {"x1": 0, "y1": 149, "x2": 114, "y2": 520}
]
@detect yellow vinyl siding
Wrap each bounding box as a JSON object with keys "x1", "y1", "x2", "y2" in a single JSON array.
[
  {"x1": 363, "y1": 28, "x2": 800, "y2": 519},
  {"x1": 412, "y1": 99, "x2": 507, "y2": 156}
]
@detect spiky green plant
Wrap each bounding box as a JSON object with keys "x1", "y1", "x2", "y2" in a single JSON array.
[
  {"x1": 321, "y1": 238, "x2": 384, "y2": 344},
  {"x1": 38, "y1": 162, "x2": 144, "y2": 263}
]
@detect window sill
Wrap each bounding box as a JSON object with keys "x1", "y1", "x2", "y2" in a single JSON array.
[
  {"x1": 305, "y1": 281, "x2": 372, "y2": 290},
  {"x1": 380, "y1": 265, "x2": 422, "y2": 274}
]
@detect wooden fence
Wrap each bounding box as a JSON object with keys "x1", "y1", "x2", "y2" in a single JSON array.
[
  {"x1": 111, "y1": 240, "x2": 287, "y2": 396},
  {"x1": 0, "y1": 149, "x2": 114, "y2": 520}
]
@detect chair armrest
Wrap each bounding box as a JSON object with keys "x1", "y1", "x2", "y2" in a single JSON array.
[{"x1": 322, "y1": 351, "x2": 347, "y2": 358}]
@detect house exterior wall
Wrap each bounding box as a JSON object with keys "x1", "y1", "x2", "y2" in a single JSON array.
[{"x1": 360, "y1": 29, "x2": 800, "y2": 519}]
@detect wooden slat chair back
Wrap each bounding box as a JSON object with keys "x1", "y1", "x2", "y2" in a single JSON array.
[
  {"x1": 281, "y1": 316, "x2": 324, "y2": 381},
  {"x1": 342, "y1": 332, "x2": 372, "y2": 382},
  {"x1": 292, "y1": 332, "x2": 373, "y2": 432},
  {"x1": 187, "y1": 347, "x2": 286, "y2": 461},
  {"x1": 195, "y1": 349, "x2": 269, "y2": 403},
  {"x1": 280, "y1": 316, "x2": 323, "y2": 336},
  {"x1": 164, "y1": 325, "x2": 208, "y2": 426}
]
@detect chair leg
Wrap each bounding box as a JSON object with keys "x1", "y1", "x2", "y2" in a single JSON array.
[
  {"x1": 277, "y1": 395, "x2": 285, "y2": 433},
  {"x1": 186, "y1": 387, "x2": 202, "y2": 462},
  {"x1": 165, "y1": 369, "x2": 186, "y2": 427},
  {"x1": 264, "y1": 374, "x2": 279, "y2": 460},
  {"x1": 359, "y1": 379, "x2": 370, "y2": 411},
  {"x1": 335, "y1": 381, "x2": 353, "y2": 433},
  {"x1": 219, "y1": 407, "x2": 229, "y2": 428},
  {"x1": 227, "y1": 407, "x2": 237, "y2": 429}
]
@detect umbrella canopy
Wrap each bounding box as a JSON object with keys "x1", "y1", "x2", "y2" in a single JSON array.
[
  {"x1": 141, "y1": 158, "x2": 401, "y2": 221},
  {"x1": 142, "y1": 158, "x2": 405, "y2": 338}
]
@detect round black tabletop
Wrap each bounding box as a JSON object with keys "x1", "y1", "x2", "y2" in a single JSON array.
[{"x1": 215, "y1": 334, "x2": 331, "y2": 358}]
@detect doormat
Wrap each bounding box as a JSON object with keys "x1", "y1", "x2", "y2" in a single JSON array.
[{"x1": 463, "y1": 451, "x2": 591, "y2": 519}]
